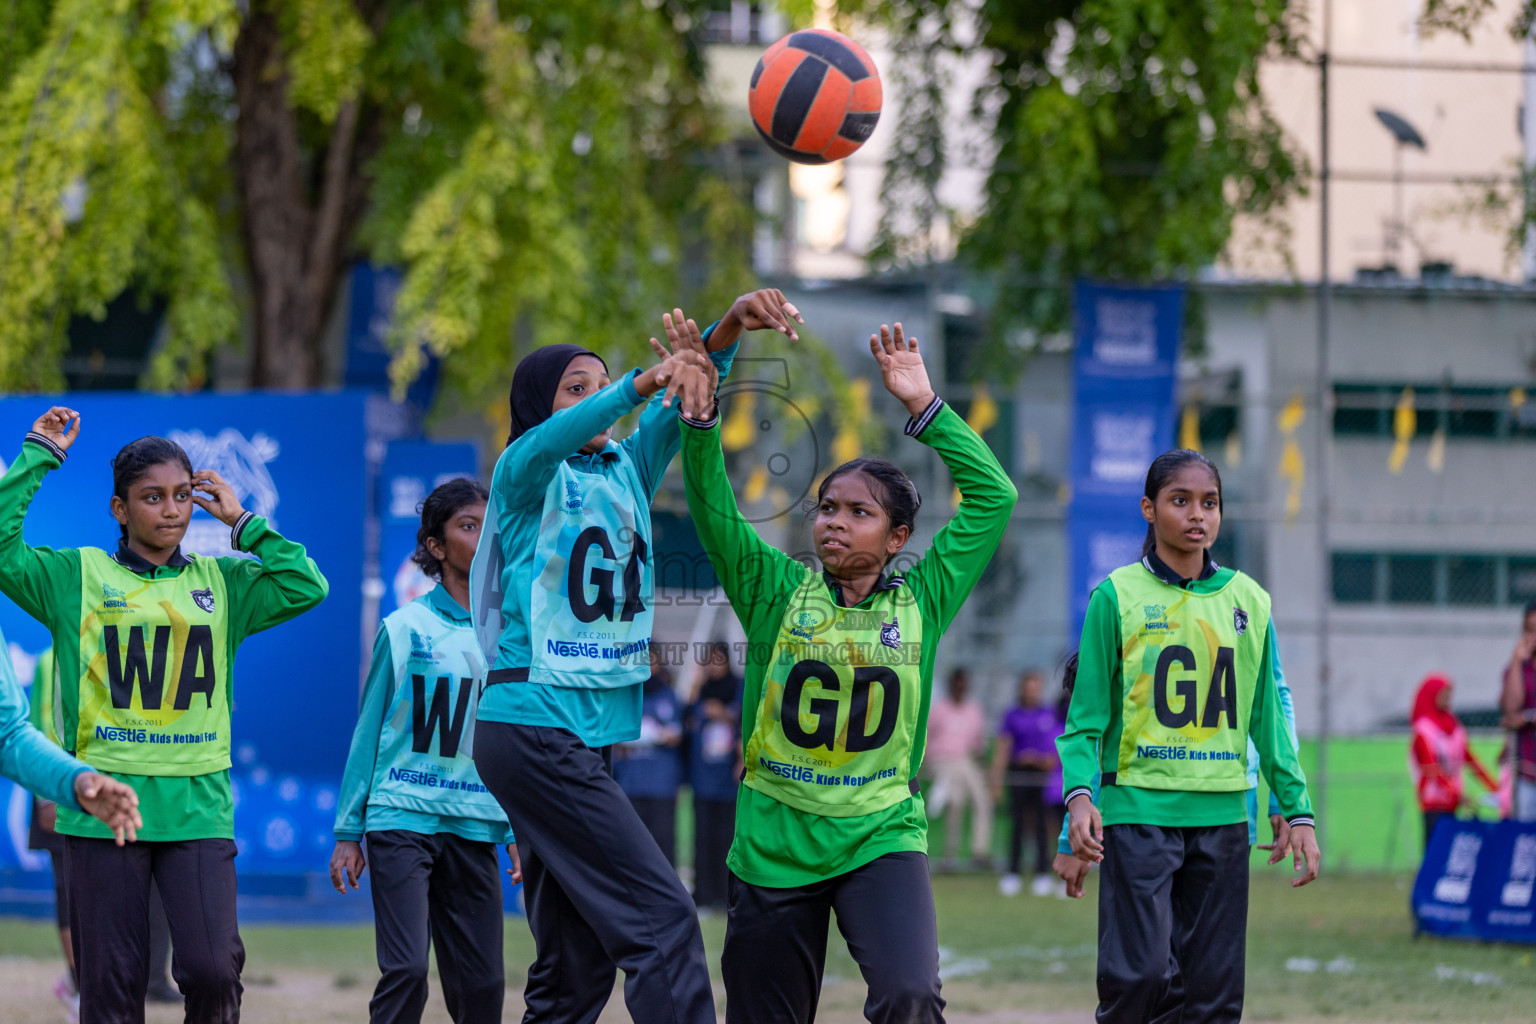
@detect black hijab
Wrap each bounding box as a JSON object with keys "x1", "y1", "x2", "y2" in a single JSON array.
[{"x1": 507, "y1": 344, "x2": 608, "y2": 443}]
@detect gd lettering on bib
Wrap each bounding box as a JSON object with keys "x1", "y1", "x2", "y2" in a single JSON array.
[
  {"x1": 75, "y1": 550, "x2": 232, "y2": 776},
  {"x1": 370, "y1": 597, "x2": 508, "y2": 822},
  {"x1": 526, "y1": 462, "x2": 653, "y2": 688},
  {"x1": 743, "y1": 572, "x2": 923, "y2": 818},
  {"x1": 1108, "y1": 564, "x2": 1271, "y2": 793}
]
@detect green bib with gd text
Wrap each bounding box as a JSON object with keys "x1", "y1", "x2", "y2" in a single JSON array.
[
  {"x1": 74, "y1": 549, "x2": 232, "y2": 776},
  {"x1": 743, "y1": 572, "x2": 924, "y2": 818},
  {"x1": 1108, "y1": 563, "x2": 1271, "y2": 792}
]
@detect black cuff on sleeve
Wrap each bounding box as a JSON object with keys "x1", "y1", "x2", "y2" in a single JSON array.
[
  {"x1": 1284, "y1": 814, "x2": 1315, "y2": 829},
  {"x1": 230, "y1": 511, "x2": 256, "y2": 550},
  {"x1": 903, "y1": 397, "x2": 944, "y2": 437},
  {"x1": 24, "y1": 431, "x2": 67, "y2": 463},
  {"x1": 681, "y1": 400, "x2": 720, "y2": 430},
  {"x1": 1063, "y1": 786, "x2": 1094, "y2": 807}
]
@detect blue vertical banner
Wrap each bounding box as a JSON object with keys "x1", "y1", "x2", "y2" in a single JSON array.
[
  {"x1": 376, "y1": 440, "x2": 481, "y2": 619},
  {"x1": 1067, "y1": 281, "x2": 1185, "y2": 634},
  {"x1": 1414, "y1": 817, "x2": 1536, "y2": 943}
]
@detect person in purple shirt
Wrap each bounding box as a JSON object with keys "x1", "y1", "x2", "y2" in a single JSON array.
[{"x1": 990, "y1": 668, "x2": 1066, "y2": 896}]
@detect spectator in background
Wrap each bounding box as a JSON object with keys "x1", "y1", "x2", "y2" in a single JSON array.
[
  {"x1": 925, "y1": 667, "x2": 992, "y2": 870},
  {"x1": 1413, "y1": 673, "x2": 1497, "y2": 851},
  {"x1": 991, "y1": 668, "x2": 1065, "y2": 896},
  {"x1": 1501, "y1": 602, "x2": 1536, "y2": 820},
  {"x1": 615, "y1": 648, "x2": 685, "y2": 867},
  {"x1": 687, "y1": 641, "x2": 742, "y2": 912}
]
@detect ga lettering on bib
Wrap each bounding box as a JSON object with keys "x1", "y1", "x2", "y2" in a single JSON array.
[
  {"x1": 368, "y1": 597, "x2": 507, "y2": 822},
  {"x1": 1108, "y1": 564, "x2": 1271, "y2": 792},
  {"x1": 743, "y1": 572, "x2": 923, "y2": 818},
  {"x1": 471, "y1": 460, "x2": 654, "y2": 688},
  {"x1": 74, "y1": 549, "x2": 232, "y2": 776}
]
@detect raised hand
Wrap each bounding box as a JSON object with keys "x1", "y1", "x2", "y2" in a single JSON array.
[
  {"x1": 191, "y1": 469, "x2": 247, "y2": 527},
  {"x1": 722, "y1": 288, "x2": 803, "y2": 342},
  {"x1": 649, "y1": 308, "x2": 719, "y2": 417},
  {"x1": 868, "y1": 323, "x2": 937, "y2": 418},
  {"x1": 330, "y1": 840, "x2": 367, "y2": 893},
  {"x1": 74, "y1": 773, "x2": 141, "y2": 846},
  {"x1": 32, "y1": 406, "x2": 81, "y2": 452}
]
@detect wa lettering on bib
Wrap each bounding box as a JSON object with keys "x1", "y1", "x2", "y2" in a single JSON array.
[
  {"x1": 75, "y1": 549, "x2": 231, "y2": 775},
  {"x1": 743, "y1": 572, "x2": 924, "y2": 817},
  {"x1": 1108, "y1": 565, "x2": 1271, "y2": 792},
  {"x1": 370, "y1": 598, "x2": 507, "y2": 822}
]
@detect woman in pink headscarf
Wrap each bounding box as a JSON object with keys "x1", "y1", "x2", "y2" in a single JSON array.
[{"x1": 1410, "y1": 673, "x2": 1497, "y2": 851}]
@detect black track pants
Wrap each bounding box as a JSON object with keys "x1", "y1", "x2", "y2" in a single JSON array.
[
  {"x1": 1095, "y1": 823, "x2": 1250, "y2": 1024},
  {"x1": 67, "y1": 835, "x2": 244, "y2": 1024},
  {"x1": 366, "y1": 830, "x2": 505, "y2": 1024},
  {"x1": 474, "y1": 721, "x2": 715, "y2": 1024},
  {"x1": 722, "y1": 850, "x2": 944, "y2": 1024}
]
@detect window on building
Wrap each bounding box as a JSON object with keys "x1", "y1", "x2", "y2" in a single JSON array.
[
  {"x1": 1333, "y1": 383, "x2": 1532, "y2": 440},
  {"x1": 1334, "y1": 551, "x2": 1536, "y2": 608}
]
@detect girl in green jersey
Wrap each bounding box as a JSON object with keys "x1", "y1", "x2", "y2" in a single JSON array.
[
  {"x1": 678, "y1": 322, "x2": 1017, "y2": 1024},
  {"x1": 0, "y1": 407, "x2": 328, "y2": 1024},
  {"x1": 1058, "y1": 449, "x2": 1321, "y2": 1024}
]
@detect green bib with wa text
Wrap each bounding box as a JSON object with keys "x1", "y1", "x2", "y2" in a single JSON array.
[{"x1": 75, "y1": 549, "x2": 232, "y2": 776}]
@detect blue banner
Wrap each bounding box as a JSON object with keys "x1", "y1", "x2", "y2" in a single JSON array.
[
  {"x1": 376, "y1": 440, "x2": 481, "y2": 620},
  {"x1": 0, "y1": 392, "x2": 368, "y2": 876},
  {"x1": 1414, "y1": 817, "x2": 1536, "y2": 944},
  {"x1": 1067, "y1": 281, "x2": 1184, "y2": 633}
]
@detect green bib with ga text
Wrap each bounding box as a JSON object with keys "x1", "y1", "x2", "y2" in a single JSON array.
[
  {"x1": 743, "y1": 572, "x2": 924, "y2": 818},
  {"x1": 1109, "y1": 564, "x2": 1270, "y2": 792},
  {"x1": 75, "y1": 549, "x2": 232, "y2": 776}
]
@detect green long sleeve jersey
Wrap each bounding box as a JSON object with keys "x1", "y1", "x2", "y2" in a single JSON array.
[
  {"x1": 0, "y1": 437, "x2": 329, "y2": 841},
  {"x1": 682, "y1": 400, "x2": 1018, "y2": 887},
  {"x1": 1057, "y1": 566, "x2": 1314, "y2": 829}
]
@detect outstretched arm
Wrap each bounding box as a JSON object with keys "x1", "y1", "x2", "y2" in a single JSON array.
[
  {"x1": 0, "y1": 408, "x2": 89, "y2": 624},
  {"x1": 873, "y1": 324, "x2": 1018, "y2": 631}
]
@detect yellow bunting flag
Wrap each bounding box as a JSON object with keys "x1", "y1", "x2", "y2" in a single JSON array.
[
  {"x1": 966, "y1": 384, "x2": 999, "y2": 436},
  {"x1": 1179, "y1": 404, "x2": 1201, "y2": 452},
  {"x1": 1388, "y1": 387, "x2": 1416, "y2": 474},
  {"x1": 1427, "y1": 425, "x2": 1446, "y2": 474},
  {"x1": 743, "y1": 465, "x2": 769, "y2": 504},
  {"x1": 1277, "y1": 394, "x2": 1306, "y2": 523},
  {"x1": 1512, "y1": 387, "x2": 1528, "y2": 410},
  {"x1": 831, "y1": 378, "x2": 870, "y2": 466},
  {"x1": 721, "y1": 390, "x2": 757, "y2": 453}
]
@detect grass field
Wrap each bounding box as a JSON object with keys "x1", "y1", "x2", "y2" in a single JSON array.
[{"x1": 0, "y1": 871, "x2": 1531, "y2": 1022}]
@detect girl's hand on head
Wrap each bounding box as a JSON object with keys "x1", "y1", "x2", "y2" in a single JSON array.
[
  {"x1": 1053, "y1": 851, "x2": 1092, "y2": 898},
  {"x1": 32, "y1": 406, "x2": 81, "y2": 452},
  {"x1": 1066, "y1": 793, "x2": 1104, "y2": 863},
  {"x1": 868, "y1": 323, "x2": 937, "y2": 418},
  {"x1": 723, "y1": 288, "x2": 803, "y2": 342},
  {"x1": 75, "y1": 773, "x2": 141, "y2": 845},
  {"x1": 1287, "y1": 823, "x2": 1320, "y2": 887},
  {"x1": 330, "y1": 841, "x2": 366, "y2": 893},
  {"x1": 191, "y1": 469, "x2": 248, "y2": 527}
]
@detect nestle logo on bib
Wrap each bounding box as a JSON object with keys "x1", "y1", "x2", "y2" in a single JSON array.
[
  {"x1": 410, "y1": 631, "x2": 433, "y2": 658},
  {"x1": 101, "y1": 583, "x2": 128, "y2": 611},
  {"x1": 563, "y1": 479, "x2": 583, "y2": 514},
  {"x1": 191, "y1": 588, "x2": 216, "y2": 614}
]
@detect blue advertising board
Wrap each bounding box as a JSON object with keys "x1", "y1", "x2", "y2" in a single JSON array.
[
  {"x1": 1067, "y1": 281, "x2": 1184, "y2": 633},
  {"x1": 1413, "y1": 817, "x2": 1536, "y2": 944},
  {"x1": 376, "y1": 440, "x2": 481, "y2": 620},
  {"x1": 0, "y1": 392, "x2": 367, "y2": 879}
]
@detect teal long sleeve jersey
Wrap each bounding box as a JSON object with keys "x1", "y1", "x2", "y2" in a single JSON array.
[
  {"x1": 0, "y1": 622, "x2": 90, "y2": 810},
  {"x1": 474, "y1": 330, "x2": 737, "y2": 747}
]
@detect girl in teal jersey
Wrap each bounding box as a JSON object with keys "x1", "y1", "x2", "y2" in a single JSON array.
[
  {"x1": 0, "y1": 409, "x2": 328, "y2": 1024},
  {"x1": 331, "y1": 478, "x2": 517, "y2": 1024},
  {"x1": 469, "y1": 290, "x2": 798, "y2": 1024},
  {"x1": 1057, "y1": 449, "x2": 1320, "y2": 1024},
  {"x1": 678, "y1": 322, "x2": 1017, "y2": 1024}
]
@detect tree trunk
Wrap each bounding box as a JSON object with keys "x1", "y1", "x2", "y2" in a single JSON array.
[{"x1": 231, "y1": 3, "x2": 362, "y2": 388}]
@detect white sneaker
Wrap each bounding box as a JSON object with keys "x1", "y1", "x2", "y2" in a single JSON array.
[
  {"x1": 999, "y1": 872, "x2": 1022, "y2": 896},
  {"x1": 1031, "y1": 873, "x2": 1055, "y2": 896}
]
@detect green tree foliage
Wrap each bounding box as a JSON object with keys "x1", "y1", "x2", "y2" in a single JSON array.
[
  {"x1": 846, "y1": 0, "x2": 1306, "y2": 352},
  {"x1": 0, "y1": 0, "x2": 758, "y2": 403}
]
